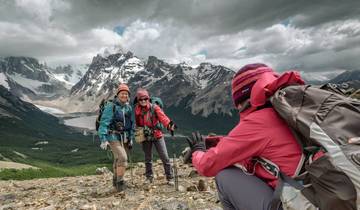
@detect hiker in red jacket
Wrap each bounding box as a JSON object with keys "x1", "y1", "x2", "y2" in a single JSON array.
[
  {"x1": 185, "y1": 63, "x2": 304, "y2": 210},
  {"x1": 134, "y1": 88, "x2": 177, "y2": 185}
]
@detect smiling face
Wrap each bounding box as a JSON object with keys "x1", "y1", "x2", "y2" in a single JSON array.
[
  {"x1": 117, "y1": 91, "x2": 129, "y2": 103},
  {"x1": 138, "y1": 97, "x2": 149, "y2": 107}
]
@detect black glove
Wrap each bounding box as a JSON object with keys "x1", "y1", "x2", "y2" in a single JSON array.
[
  {"x1": 167, "y1": 121, "x2": 177, "y2": 131},
  {"x1": 187, "y1": 131, "x2": 206, "y2": 152},
  {"x1": 167, "y1": 121, "x2": 177, "y2": 136},
  {"x1": 183, "y1": 132, "x2": 206, "y2": 164}
]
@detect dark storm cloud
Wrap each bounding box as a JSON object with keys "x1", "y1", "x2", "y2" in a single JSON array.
[
  {"x1": 0, "y1": 0, "x2": 359, "y2": 73},
  {"x1": 52, "y1": 0, "x2": 360, "y2": 34}
]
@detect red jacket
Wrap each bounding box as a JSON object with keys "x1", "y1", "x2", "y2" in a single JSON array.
[
  {"x1": 192, "y1": 71, "x2": 304, "y2": 188},
  {"x1": 135, "y1": 103, "x2": 171, "y2": 139}
]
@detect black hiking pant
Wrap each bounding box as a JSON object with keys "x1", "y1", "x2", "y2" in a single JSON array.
[
  {"x1": 215, "y1": 167, "x2": 282, "y2": 210},
  {"x1": 141, "y1": 137, "x2": 173, "y2": 180}
]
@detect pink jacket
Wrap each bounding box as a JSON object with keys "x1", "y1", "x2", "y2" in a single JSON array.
[{"x1": 192, "y1": 71, "x2": 304, "y2": 188}]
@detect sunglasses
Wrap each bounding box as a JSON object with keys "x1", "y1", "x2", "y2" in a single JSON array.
[{"x1": 139, "y1": 98, "x2": 149, "y2": 102}]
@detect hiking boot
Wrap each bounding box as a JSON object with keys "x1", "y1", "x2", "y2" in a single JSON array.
[
  {"x1": 115, "y1": 180, "x2": 126, "y2": 192},
  {"x1": 167, "y1": 178, "x2": 175, "y2": 186}
]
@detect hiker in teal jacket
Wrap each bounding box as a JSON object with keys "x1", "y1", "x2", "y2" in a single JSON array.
[{"x1": 98, "y1": 83, "x2": 134, "y2": 192}]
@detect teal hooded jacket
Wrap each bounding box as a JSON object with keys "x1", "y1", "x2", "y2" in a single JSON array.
[{"x1": 97, "y1": 98, "x2": 134, "y2": 143}]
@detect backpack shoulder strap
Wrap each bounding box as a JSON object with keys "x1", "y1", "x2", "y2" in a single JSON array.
[
  {"x1": 150, "y1": 103, "x2": 156, "y2": 117},
  {"x1": 253, "y1": 157, "x2": 306, "y2": 210},
  {"x1": 270, "y1": 171, "x2": 305, "y2": 210}
]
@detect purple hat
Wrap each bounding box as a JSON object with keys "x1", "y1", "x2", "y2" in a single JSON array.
[{"x1": 231, "y1": 63, "x2": 274, "y2": 107}]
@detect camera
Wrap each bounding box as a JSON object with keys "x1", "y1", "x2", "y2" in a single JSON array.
[{"x1": 115, "y1": 121, "x2": 124, "y2": 131}]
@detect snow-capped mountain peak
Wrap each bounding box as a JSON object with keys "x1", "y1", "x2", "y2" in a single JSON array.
[
  {"x1": 51, "y1": 64, "x2": 89, "y2": 88},
  {"x1": 0, "y1": 56, "x2": 70, "y2": 100},
  {"x1": 99, "y1": 45, "x2": 125, "y2": 58},
  {"x1": 182, "y1": 62, "x2": 232, "y2": 89},
  {"x1": 63, "y1": 52, "x2": 234, "y2": 116},
  {"x1": 2, "y1": 57, "x2": 50, "y2": 82},
  {"x1": 70, "y1": 51, "x2": 144, "y2": 96}
]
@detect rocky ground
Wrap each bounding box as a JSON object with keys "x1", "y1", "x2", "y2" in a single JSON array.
[{"x1": 0, "y1": 159, "x2": 222, "y2": 210}]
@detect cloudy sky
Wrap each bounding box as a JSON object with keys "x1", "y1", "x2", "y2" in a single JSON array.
[{"x1": 1, "y1": 0, "x2": 360, "y2": 79}]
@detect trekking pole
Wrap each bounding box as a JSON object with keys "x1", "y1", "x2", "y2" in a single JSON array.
[
  {"x1": 173, "y1": 154, "x2": 179, "y2": 191},
  {"x1": 129, "y1": 147, "x2": 134, "y2": 185},
  {"x1": 170, "y1": 124, "x2": 178, "y2": 140}
]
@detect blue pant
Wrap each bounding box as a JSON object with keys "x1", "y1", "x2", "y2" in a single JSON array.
[{"x1": 215, "y1": 167, "x2": 281, "y2": 210}]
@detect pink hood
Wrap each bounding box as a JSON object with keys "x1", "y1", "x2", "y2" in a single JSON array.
[{"x1": 240, "y1": 70, "x2": 305, "y2": 117}]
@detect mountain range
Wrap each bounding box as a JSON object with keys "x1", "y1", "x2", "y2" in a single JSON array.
[
  {"x1": 43, "y1": 51, "x2": 235, "y2": 118},
  {"x1": 2, "y1": 51, "x2": 360, "y2": 135}
]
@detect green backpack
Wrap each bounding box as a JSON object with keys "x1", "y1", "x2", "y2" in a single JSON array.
[
  {"x1": 95, "y1": 99, "x2": 114, "y2": 132},
  {"x1": 149, "y1": 97, "x2": 165, "y2": 130},
  {"x1": 150, "y1": 97, "x2": 163, "y2": 109}
]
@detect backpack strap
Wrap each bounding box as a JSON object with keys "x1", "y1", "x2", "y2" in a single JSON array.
[
  {"x1": 150, "y1": 103, "x2": 156, "y2": 118},
  {"x1": 253, "y1": 157, "x2": 281, "y2": 178},
  {"x1": 112, "y1": 102, "x2": 116, "y2": 113},
  {"x1": 105, "y1": 100, "x2": 117, "y2": 134},
  {"x1": 141, "y1": 105, "x2": 154, "y2": 126},
  {"x1": 254, "y1": 156, "x2": 310, "y2": 210},
  {"x1": 270, "y1": 171, "x2": 305, "y2": 210},
  {"x1": 106, "y1": 99, "x2": 116, "y2": 118},
  {"x1": 140, "y1": 104, "x2": 163, "y2": 135},
  {"x1": 254, "y1": 154, "x2": 305, "y2": 179},
  {"x1": 150, "y1": 104, "x2": 164, "y2": 130},
  {"x1": 149, "y1": 103, "x2": 160, "y2": 126},
  {"x1": 252, "y1": 157, "x2": 283, "y2": 210}
]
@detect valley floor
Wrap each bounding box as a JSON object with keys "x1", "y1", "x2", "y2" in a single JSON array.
[
  {"x1": 0, "y1": 161, "x2": 38, "y2": 170},
  {"x1": 0, "y1": 160, "x2": 221, "y2": 210}
]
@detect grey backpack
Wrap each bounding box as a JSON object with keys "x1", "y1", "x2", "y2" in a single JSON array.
[{"x1": 259, "y1": 85, "x2": 360, "y2": 210}]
